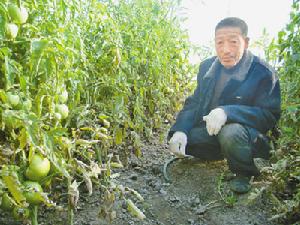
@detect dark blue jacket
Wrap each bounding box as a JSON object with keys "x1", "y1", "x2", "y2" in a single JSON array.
[{"x1": 169, "y1": 55, "x2": 281, "y2": 141}]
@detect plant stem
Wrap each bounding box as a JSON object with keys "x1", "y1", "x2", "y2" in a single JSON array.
[
  {"x1": 68, "y1": 205, "x2": 74, "y2": 225},
  {"x1": 31, "y1": 205, "x2": 38, "y2": 225},
  {"x1": 95, "y1": 147, "x2": 101, "y2": 162}
]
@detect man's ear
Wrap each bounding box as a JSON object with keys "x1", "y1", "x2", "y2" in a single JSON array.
[{"x1": 244, "y1": 37, "x2": 250, "y2": 49}]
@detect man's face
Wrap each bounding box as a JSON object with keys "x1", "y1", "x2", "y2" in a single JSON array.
[{"x1": 215, "y1": 27, "x2": 249, "y2": 69}]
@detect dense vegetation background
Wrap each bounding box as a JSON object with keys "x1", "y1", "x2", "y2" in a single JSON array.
[
  {"x1": 265, "y1": 0, "x2": 300, "y2": 223},
  {"x1": 0, "y1": 0, "x2": 298, "y2": 224}
]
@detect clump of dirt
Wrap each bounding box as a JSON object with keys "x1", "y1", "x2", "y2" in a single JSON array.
[{"x1": 0, "y1": 136, "x2": 279, "y2": 225}]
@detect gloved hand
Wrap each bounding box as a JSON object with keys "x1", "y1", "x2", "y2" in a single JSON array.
[
  {"x1": 203, "y1": 108, "x2": 227, "y2": 136},
  {"x1": 169, "y1": 131, "x2": 187, "y2": 157}
]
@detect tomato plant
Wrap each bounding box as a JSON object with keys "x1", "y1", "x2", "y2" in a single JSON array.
[
  {"x1": 0, "y1": 0, "x2": 195, "y2": 224},
  {"x1": 256, "y1": 1, "x2": 300, "y2": 223}
]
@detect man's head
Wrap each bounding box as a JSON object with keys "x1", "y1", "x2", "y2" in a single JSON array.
[{"x1": 214, "y1": 17, "x2": 249, "y2": 69}]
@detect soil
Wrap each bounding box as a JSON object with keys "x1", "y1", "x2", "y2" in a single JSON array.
[{"x1": 0, "y1": 134, "x2": 279, "y2": 225}]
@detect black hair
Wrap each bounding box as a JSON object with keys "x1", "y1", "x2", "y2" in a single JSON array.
[{"x1": 215, "y1": 17, "x2": 248, "y2": 36}]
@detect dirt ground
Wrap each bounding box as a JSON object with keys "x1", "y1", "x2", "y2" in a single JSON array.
[{"x1": 0, "y1": 134, "x2": 280, "y2": 225}]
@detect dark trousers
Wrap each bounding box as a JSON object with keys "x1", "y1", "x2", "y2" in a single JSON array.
[{"x1": 186, "y1": 123, "x2": 260, "y2": 176}]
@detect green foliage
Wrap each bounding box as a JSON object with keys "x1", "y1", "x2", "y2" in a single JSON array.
[
  {"x1": 264, "y1": 1, "x2": 300, "y2": 223},
  {"x1": 0, "y1": 0, "x2": 194, "y2": 223}
]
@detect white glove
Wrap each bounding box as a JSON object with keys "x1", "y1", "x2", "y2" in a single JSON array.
[
  {"x1": 169, "y1": 131, "x2": 187, "y2": 157},
  {"x1": 203, "y1": 108, "x2": 227, "y2": 136}
]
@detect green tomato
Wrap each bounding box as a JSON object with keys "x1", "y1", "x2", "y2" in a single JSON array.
[
  {"x1": 6, "y1": 92, "x2": 20, "y2": 106},
  {"x1": 8, "y1": 5, "x2": 28, "y2": 24},
  {"x1": 12, "y1": 207, "x2": 30, "y2": 220},
  {"x1": 54, "y1": 112, "x2": 62, "y2": 120},
  {"x1": 23, "y1": 181, "x2": 43, "y2": 205},
  {"x1": 5, "y1": 23, "x2": 18, "y2": 39},
  {"x1": 55, "y1": 104, "x2": 69, "y2": 119},
  {"x1": 22, "y1": 99, "x2": 32, "y2": 111},
  {"x1": 19, "y1": 7, "x2": 29, "y2": 24},
  {"x1": 8, "y1": 5, "x2": 20, "y2": 21},
  {"x1": 59, "y1": 90, "x2": 68, "y2": 103},
  {"x1": 25, "y1": 154, "x2": 51, "y2": 182},
  {"x1": 1, "y1": 193, "x2": 14, "y2": 211}
]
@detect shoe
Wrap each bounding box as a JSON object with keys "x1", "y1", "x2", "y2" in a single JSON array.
[{"x1": 229, "y1": 175, "x2": 251, "y2": 194}]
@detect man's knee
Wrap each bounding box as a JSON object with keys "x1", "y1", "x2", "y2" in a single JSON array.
[
  {"x1": 218, "y1": 123, "x2": 258, "y2": 176},
  {"x1": 218, "y1": 123, "x2": 250, "y2": 150}
]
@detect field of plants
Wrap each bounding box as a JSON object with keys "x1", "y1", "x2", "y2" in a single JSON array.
[
  {"x1": 0, "y1": 0, "x2": 299, "y2": 224},
  {"x1": 265, "y1": 1, "x2": 300, "y2": 223}
]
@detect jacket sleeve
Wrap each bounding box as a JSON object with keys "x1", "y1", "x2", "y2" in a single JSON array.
[
  {"x1": 168, "y1": 63, "x2": 206, "y2": 139},
  {"x1": 220, "y1": 72, "x2": 281, "y2": 133}
]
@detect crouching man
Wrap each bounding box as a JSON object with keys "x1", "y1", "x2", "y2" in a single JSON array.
[{"x1": 168, "y1": 17, "x2": 281, "y2": 194}]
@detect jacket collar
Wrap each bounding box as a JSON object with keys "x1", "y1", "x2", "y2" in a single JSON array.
[
  {"x1": 203, "y1": 57, "x2": 220, "y2": 79},
  {"x1": 203, "y1": 50, "x2": 254, "y2": 82}
]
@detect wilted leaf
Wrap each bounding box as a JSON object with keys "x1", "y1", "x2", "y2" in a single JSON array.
[
  {"x1": 126, "y1": 199, "x2": 145, "y2": 220},
  {"x1": 83, "y1": 173, "x2": 93, "y2": 196},
  {"x1": 75, "y1": 139, "x2": 100, "y2": 146},
  {"x1": 68, "y1": 180, "x2": 79, "y2": 209},
  {"x1": 1, "y1": 165, "x2": 26, "y2": 205},
  {"x1": 125, "y1": 187, "x2": 144, "y2": 202},
  {"x1": 110, "y1": 162, "x2": 123, "y2": 168}
]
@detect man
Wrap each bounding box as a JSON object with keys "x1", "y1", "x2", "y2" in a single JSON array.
[{"x1": 168, "y1": 17, "x2": 281, "y2": 194}]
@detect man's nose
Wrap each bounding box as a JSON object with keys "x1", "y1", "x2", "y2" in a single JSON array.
[{"x1": 222, "y1": 42, "x2": 230, "y2": 53}]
